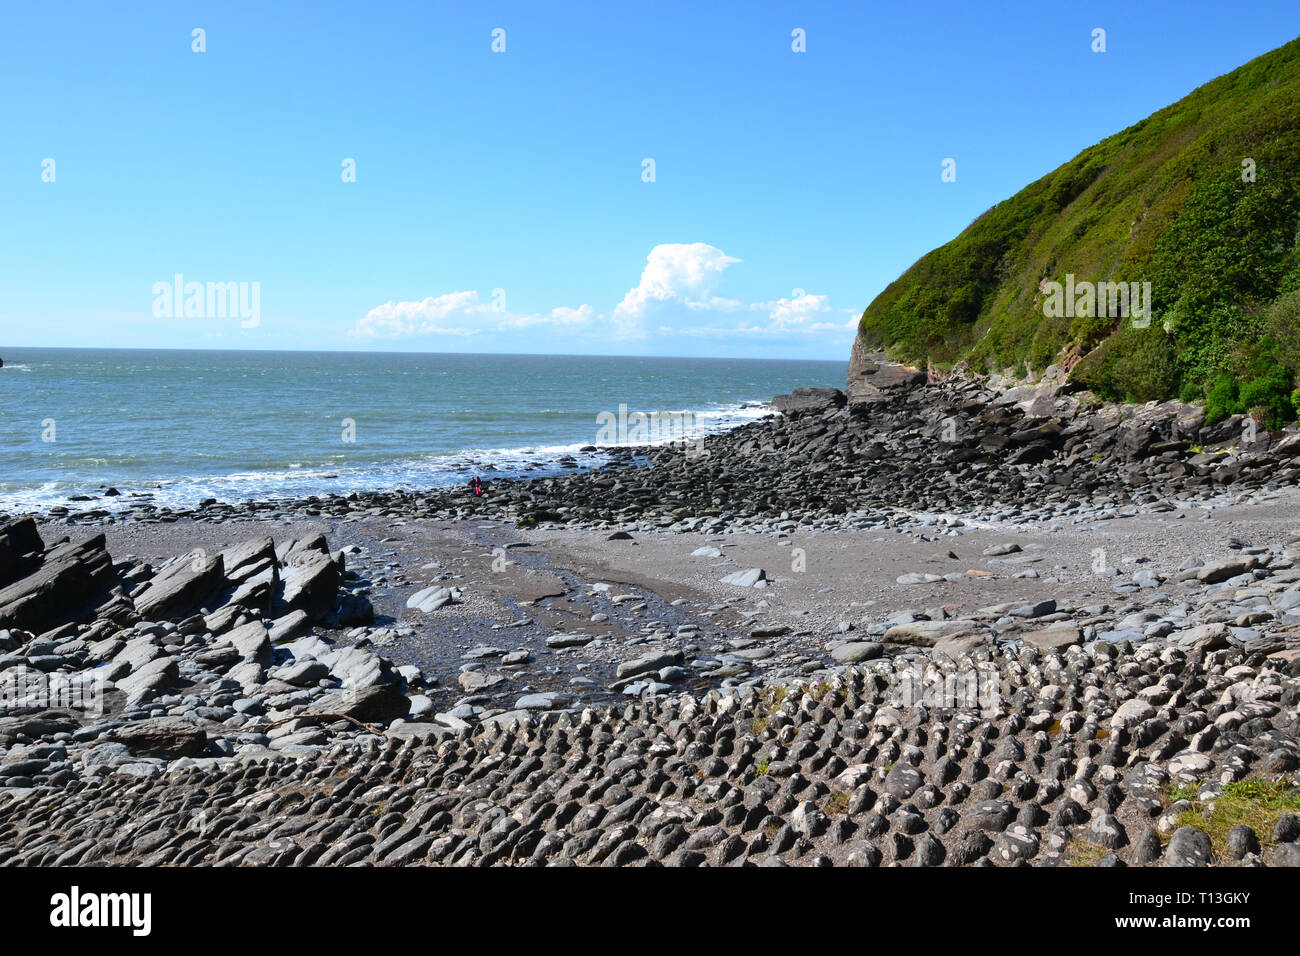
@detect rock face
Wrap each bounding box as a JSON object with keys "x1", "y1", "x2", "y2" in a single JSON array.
[{"x1": 845, "y1": 343, "x2": 927, "y2": 405}]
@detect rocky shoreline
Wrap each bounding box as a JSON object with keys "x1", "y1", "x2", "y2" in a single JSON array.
[{"x1": 2, "y1": 374, "x2": 1300, "y2": 866}]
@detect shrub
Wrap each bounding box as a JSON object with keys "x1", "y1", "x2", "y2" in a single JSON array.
[
  {"x1": 1237, "y1": 362, "x2": 1295, "y2": 429},
  {"x1": 1109, "y1": 330, "x2": 1178, "y2": 402},
  {"x1": 1267, "y1": 290, "x2": 1300, "y2": 368},
  {"x1": 1205, "y1": 374, "x2": 1239, "y2": 424}
]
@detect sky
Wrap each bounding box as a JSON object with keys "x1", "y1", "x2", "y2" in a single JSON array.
[{"x1": 1, "y1": 1, "x2": 1298, "y2": 359}]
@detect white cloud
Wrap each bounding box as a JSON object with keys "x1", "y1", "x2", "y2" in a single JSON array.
[
  {"x1": 612, "y1": 242, "x2": 742, "y2": 337},
  {"x1": 352, "y1": 292, "x2": 594, "y2": 339},
  {"x1": 499, "y1": 304, "x2": 596, "y2": 330},
  {"x1": 351, "y1": 242, "x2": 854, "y2": 348}
]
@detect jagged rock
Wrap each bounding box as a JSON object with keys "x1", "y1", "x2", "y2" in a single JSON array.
[
  {"x1": 133, "y1": 552, "x2": 226, "y2": 620},
  {"x1": 307, "y1": 684, "x2": 410, "y2": 723},
  {"x1": 0, "y1": 518, "x2": 44, "y2": 587},
  {"x1": 279, "y1": 550, "x2": 340, "y2": 622},
  {"x1": 0, "y1": 535, "x2": 120, "y2": 634},
  {"x1": 846, "y1": 344, "x2": 926, "y2": 404},
  {"x1": 218, "y1": 537, "x2": 276, "y2": 579}
]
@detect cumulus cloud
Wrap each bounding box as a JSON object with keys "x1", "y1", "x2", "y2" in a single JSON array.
[
  {"x1": 351, "y1": 242, "x2": 854, "y2": 348},
  {"x1": 612, "y1": 243, "x2": 742, "y2": 337}
]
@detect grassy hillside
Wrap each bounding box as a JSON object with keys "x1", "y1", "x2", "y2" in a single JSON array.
[{"x1": 856, "y1": 36, "x2": 1300, "y2": 425}]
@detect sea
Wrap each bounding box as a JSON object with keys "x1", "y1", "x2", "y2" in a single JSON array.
[{"x1": 0, "y1": 348, "x2": 847, "y2": 513}]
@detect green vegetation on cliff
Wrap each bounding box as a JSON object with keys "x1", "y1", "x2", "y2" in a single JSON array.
[{"x1": 856, "y1": 37, "x2": 1300, "y2": 420}]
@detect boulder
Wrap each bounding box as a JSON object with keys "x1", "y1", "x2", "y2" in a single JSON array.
[
  {"x1": 830, "y1": 641, "x2": 884, "y2": 663},
  {"x1": 0, "y1": 534, "x2": 121, "y2": 634},
  {"x1": 882, "y1": 619, "x2": 981, "y2": 647},
  {"x1": 114, "y1": 656, "x2": 179, "y2": 699},
  {"x1": 133, "y1": 552, "x2": 226, "y2": 620},
  {"x1": 110, "y1": 717, "x2": 207, "y2": 758},
  {"x1": 223, "y1": 620, "x2": 272, "y2": 665},
  {"x1": 307, "y1": 684, "x2": 410, "y2": 724},
  {"x1": 1022, "y1": 626, "x2": 1082, "y2": 651},
  {"x1": 616, "y1": 651, "x2": 683, "y2": 680},
  {"x1": 720, "y1": 568, "x2": 767, "y2": 588},
  {"x1": 771, "y1": 388, "x2": 846, "y2": 415},
  {"x1": 278, "y1": 550, "x2": 340, "y2": 622},
  {"x1": 0, "y1": 518, "x2": 44, "y2": 587}
]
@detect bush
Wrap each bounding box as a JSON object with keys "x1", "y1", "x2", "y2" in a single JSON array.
[
  {"x1": 1237, "y1": 362, "x2": 1295, "y2": 429},
  {"x1": 1267, "y1": 290, "x2": 1300, "y2": 368},
  {"x1": 1109, "y1": 330, "x2": 1178, "y2": 402},
  {"x1": 1205, "y1": 374, "x2": 1239, "y2": 424}
]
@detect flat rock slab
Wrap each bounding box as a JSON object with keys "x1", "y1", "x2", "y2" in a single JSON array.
[
  {"x1": 1196, "y1": 555, "x2": 1259, "y2": 584},
  {"x1": 933, "y1": 633, "x2": 992, "y2": 661},
  {"x1": 110, "y1": 718, "x2": 207, "y2": 758},
  {"x1": 515, "y1": 692, "x2": 574, "y2": 710},
  {"x1": 459, "y1": 670, "x2": 507, "y2": 693},
  {"x1": 546, "y1": 633, "x2": 594, "y2": 649},
  {"x1": 115, "y1": 656, "x2": 179, "y2": 698},
  {"x1": 224, "y1": 621, "x2": 272, "y2": 665},
  {"x1": 1022, "y1": 626, "x2": 1082, "y2": 651},
  {"x1": 883, "y1": 619, "x2": 981, "y2": 647},
  {"x1": 617, "y1": 652, "x2": 683, "y2": 680},
  {"x1": 720, "y1": 568, "x2": 767, "y2": 588},
  {"x1": 268, "y1": 610, "x2": 311, "y2": 643},
  {"x1": 830, "y1": 641, "x2": 884, "y2": 663},
  {"x1": 896, "y1": 573, "x2": 944, "y2": 585},
  {"x1": 406, "y1": 586, "x2": 458, "y2": 613}
]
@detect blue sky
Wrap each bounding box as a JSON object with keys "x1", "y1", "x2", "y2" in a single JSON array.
[{"x1": 1, "y1": 1, "x2": 1297, "y2": 359}]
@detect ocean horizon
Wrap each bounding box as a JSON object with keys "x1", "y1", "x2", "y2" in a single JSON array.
[{"x1": 0, "y1": 347, "x2": 847, "y2": 513}]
